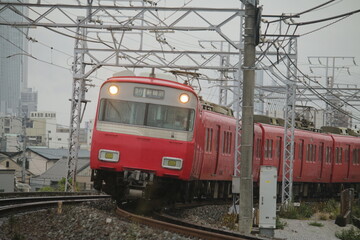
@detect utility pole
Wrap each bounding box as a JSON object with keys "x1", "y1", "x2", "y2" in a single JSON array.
[
  {"x1": 239, "y1": 0, "x2": 258, "y2": 235},
  {"x1": 281, "y1": 37, "x2": 298, "y2": 207},
  {"x1": 65, "y1": 16, "x2": 88, "y2": 192}
]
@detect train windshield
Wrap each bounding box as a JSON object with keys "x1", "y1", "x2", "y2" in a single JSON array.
[{"x1": 99, "y1": 99, "x2": 195, "y2": 131}]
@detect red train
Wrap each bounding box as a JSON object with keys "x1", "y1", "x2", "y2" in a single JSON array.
[{"x1": 90, "y1": 75, "x2": 360, "y2": 201}]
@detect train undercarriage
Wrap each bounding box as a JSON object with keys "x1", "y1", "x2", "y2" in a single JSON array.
[
  {"x1": 92, "y1": 169, "x2": 233, "y2": 203},
  {"x1": 92, "y1": 169, "x2": 360, "y2": 203}
]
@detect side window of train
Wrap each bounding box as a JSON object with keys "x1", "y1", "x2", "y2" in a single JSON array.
[
  {"x1": 335, "y1": 147, "x2": 343, "y2": 164},
  {"x1": 265, "y1": 139, "x2": 273, "y2": 159},
  {"x1": 345, "y1": 145, "x2": 350, "y2": 163},
  {"x1": 255, "y1": 138, "x2": 261, "y2": 158},
  {"x1": 306, "y1": 144, "x2": 316, "y2": 163},
  {"x1": 319, "y1": 143, "x2": 324, "y2": 163},
  {"x1": 222, "y1": 131, "x2": 232, "y2": 155},
  {"x1": 298, "y1": 140, "x2": 304, "y2": 162},
  {"x1": 276, "y1": 137, "x2": 282, "y2": 159},
  {"x1": 353, "y1": 149, "x2": 360, "y2": 165},
  {"x1": 355, "y1": 149, "x2": 360, "y2": 165},
  {"x1": 205, "y1": 127, "x2": 213, "y2": 153},
  {"x1": 325, "y1": 146, "x2": 332, "y2": 164}
]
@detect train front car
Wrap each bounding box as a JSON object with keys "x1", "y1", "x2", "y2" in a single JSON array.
[{"x1": 90, "y1": 76, "x2": 198, "y2": 201}]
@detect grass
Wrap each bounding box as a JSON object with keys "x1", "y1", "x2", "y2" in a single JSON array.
[
  {"x1": 279, "y1": 199, "x2": 340, "y2": 221},
  {"x1": 279, "y1": 202, "x2": 315, "y2": 219},
  {"x1": 353, "y1": 199, "x2": 360, "y2": 218},
  {"x1": 276, "y1": 216, "x2": 287, "y2": 229},
  {"x1": 335, "y1": 227, "x2": 360, "y2": 240},
  {"x1": 308, "y1": 221, "x2": 324, "y2": 227},
  {"x1": 221, "y1": 213, "x2": 238, "y2": 230}
]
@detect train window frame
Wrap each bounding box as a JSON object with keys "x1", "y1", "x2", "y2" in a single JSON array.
[
  {"x1": 335, "y1": 147, "x2": 343, "y2": 164},
  {"x1": 319, "y1": 143, "x2": 324, "y2": 163},
  {"x1": 256, "y1": 138, "x2": 261, "y2": 158},
  {"x1": 306, "y1": 144, "x2": 311, "y2": 162},
  {"x1": 325, "y1": 146, "x2": 332, "y2": 164},
  {"x1": 355, "y1": 149, "x2": 360, "y2": 165},
  {"x1": 98, "y1": 98, "x2": 195, "y2": 132},
  {"x1": 222, "y1": 131, "x2": 232, "y2": 155},
  {"x1": 345, "y1": 145, "x2": 350, "y2": 163},
  {"x1": 299, "y1": 140, "x2": 304, "y2": 162},
  {"x1": 265, "y1": 139, "x2": 273, "y2": 159},
  {"x1": 276, "y1": 137, "x2": 282, "y2": 159},
  {"x1": 205, "y1": 128, "x2": 213, "y2": 153}
]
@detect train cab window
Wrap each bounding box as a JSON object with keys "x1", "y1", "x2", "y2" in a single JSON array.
[{"x1": 98, "y1": 99, "x2": 195, "y2": 131}]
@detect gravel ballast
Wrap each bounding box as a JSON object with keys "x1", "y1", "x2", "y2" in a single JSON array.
[
  {"x1": 0, "y1": 200, "x2": 191, "y2": 240},
  {"x1": 0, "y1": 200, "x2": 358, "y2": 240}
]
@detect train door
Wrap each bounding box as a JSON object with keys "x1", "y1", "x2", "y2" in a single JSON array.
[
  {"x1": 276, "y1": 136, "x2": 282, "y2": 177},
  {"x1": 318, "y1": 142, "x2": 324, "y2": 179},
  {"x1": 214, "y1": 125, "x2": 221, "y2": 175},
  {"x1": 345, "y1": 144, "x2": 351, "y2": 179},
  {"x1": 299, "y1": 139, "x2": 305, "y2": 178}
]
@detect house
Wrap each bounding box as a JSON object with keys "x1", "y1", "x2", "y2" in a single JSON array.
[
  {"x1": 30, "y1": 156, "x2": 91, "y2": 191},
  {"x1": 0, "y1": 152, "x2": 33, "y2": 184},
  {"x1": 11, "y1": 147, "x2": 89, "y2": 177},
  {"x1": 0, "y1": 169, "x2": 15, "y2": 192}
]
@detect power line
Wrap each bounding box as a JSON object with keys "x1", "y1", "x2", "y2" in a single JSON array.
[
  {"x1": 290, "y1": 9, "x2": 360, "y2": 26},
  {"x1": 267, "y1": 0, "x2": 337, "y2": 24}
]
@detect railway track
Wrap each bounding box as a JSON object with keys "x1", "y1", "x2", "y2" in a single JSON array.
[
  {"x1": 1, "y1": 193, "x2": 273, "y2": 239},
  {"x1": 117, "y1": 200, "x2": 272, "y2": 240},
  {"x1": 0, "y1": 194, "x2": 110, "y2": 216}
]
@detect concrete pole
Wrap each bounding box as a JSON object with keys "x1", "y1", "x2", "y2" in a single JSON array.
[{"x1": 239, "y1": 2, "x2": 256, "y2": 235}]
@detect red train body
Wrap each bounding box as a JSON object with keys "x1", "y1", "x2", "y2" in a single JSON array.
[{"x1": 90, "y1": 76, "x2": 360, "y2": 200}]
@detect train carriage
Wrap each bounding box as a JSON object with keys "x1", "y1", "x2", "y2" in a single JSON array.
[
  {"x1": 90, "y1": 74, "x2": 360, "y2": 202},
  {"x1": 331, "y1": 134, "x2": 360, "y2": 183},
  {"x1": 90, "y1": 75, "x2": 235, "y2": 200}
]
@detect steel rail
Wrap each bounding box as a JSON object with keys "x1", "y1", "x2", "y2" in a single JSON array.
[
  {"x1": 0, "y1": 195, "x2": 110, "y2": 216},
  {"x1": 116, "y1": 207, "x2": 269, "y2": 240}
]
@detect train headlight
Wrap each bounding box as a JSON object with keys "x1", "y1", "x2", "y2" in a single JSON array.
[
  {"x1": 99, "y1": 149, "x2": 120, "y2": 162},
  {"x1": 162, "y1": 157, "x2": 183, "y2": 170},
  {"x1": 179, "y1": 93, "x2": 189, "y2": 104},
  {"x1": 109, "y1": 85, "x2": 119, "y2": 95}
]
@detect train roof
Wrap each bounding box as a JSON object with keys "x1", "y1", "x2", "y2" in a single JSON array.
[{"x1": 104, "y1": 76, "x2": 197, "y2": 95}]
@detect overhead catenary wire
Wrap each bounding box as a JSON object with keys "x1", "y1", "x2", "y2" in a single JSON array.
[
  {"x1": 265, "y1": 44, "x2": 360, "y2": 123},
  {"x1": 267, "y1": 0, "x2": 338, "y2": 24},
  {"x1": 289, "y1": 9, "x2": 360, "y2": 26}
]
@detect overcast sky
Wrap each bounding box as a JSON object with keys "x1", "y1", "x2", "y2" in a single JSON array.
[{"x1": 20, "y1": 0, "x2": 360, "y2": 127}]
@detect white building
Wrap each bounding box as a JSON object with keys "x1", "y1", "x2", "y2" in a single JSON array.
[
  {"x1": 0, "y1": 116, "x2": 23, "y2": 152},
  {"x1": 26, "y1": 111, "x2": 90, "y2": 149}
]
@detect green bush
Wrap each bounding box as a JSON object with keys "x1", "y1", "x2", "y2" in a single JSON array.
[
  {"x1": 353, "y1": 200, "x2": 360, "y2": 218},
  {"x1": 279, "y1": 203, "x2": 315, "y2": 219},
  {"x1": 37, "y1": 186, "x2": 56, "y2": 192},
  {"x1": 335, "y1": 227, "x2": 360, "y2": 240},
  {"x1": 276, "y1": 216, "x2": 287, "y2": 229}
]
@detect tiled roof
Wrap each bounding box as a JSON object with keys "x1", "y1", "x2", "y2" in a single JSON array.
[
  {"x1": 28, "y1": 147, "x2": 89, "y2": 160},
  {"x1": 33, "y1": 156, "x2": 89, "y2": 181}
]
